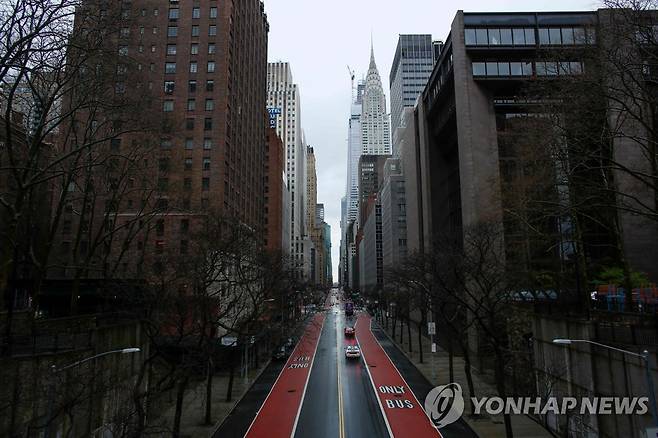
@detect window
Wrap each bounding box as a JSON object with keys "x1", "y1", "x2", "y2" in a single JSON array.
[
  {"x1": 153, "y1": 8, "x2": 159, "y2": 16},
  {"x1": 488, "y1": 28, "x2": 500, "y2": 45},
  {"x1": 192, "y1": 7, "x2": 200, "y2": 19},
  {"x1": 191, "y1": 43, "x2": 199, "y2": 55},
  {"x1": 208, "y1": 43, "x2": 216, "y2": 54},
  {"x1": 156, "y1": 219, "x2": 165, "y2": 236},
  {"x1": 185, "y1": 138, "x2": 194, "y2": 150},
  {"x1": 472, "y1": 62, "x2": 486, "y2": 76},
  {"x1": 165, "y1": 62, "x2": 176, "y2": 73},
  {"x1": 121, "y1": 27, "x2": 129, "y2": 38},
  {"x1": 184, "y1": 158, "x2": 193, "y2": 170},
  {"x1": 183, "y1": 178, "x2": 192, "y2": 190},
  {"x1": 164, "y1": 81, "x2": 175, "y2": 94},
  {"x1": 168, "y1": 8, "x2": 179, "y2": 19},
  {"x1": 549, "y1": 28, "x2": 562, "y2": 45},
  {"x1": 476, "y1": 28, "x2": 487, "y2": 45},
  {"x1": 159, "y1": 158, "x2": 169, "y2": 171},
  {"x1": 153, "y1": 27, "x2": 158, "y2": 34},
  {"x1": 151, "y1": 44, "x2": 156, "y2": 53},
  {"x1": 181, "y1": 219, "x2": 189, "y2": 233},
  {"x1": 500, "y1": 28, "x2": 512, "y2": 45},
  {"x1": 118, "y1": 45, "x2": 128, "y2": 56},
  {"x1": 525, "y1": 28, "x2": 536, "y2": 45},
  {"x1": 209, "y1": 25, "x2": 217, "y2": 36},
  {"x1": 562, "y1": 28, "x2": 575, "y2": 45},
  {"x1": 167, "y1": 26, "x2": 178, "y2": 37},
  {"x1": 209, "y1": 7, "x2": 217, "y2": 18},
  {"x1": 203, "y1": 138, "x2": 213, "y2": 149},
  {"x1": 161, "y1": 139, "x2": 172, "y2": 149},
  {"x1": 180, "y1": 240, "x2": 188, "y2": 254},
  {"x1": 158, "y1": 178, "x2": 169, "y2": 191},
  {"x1": 186, "y1": 118, "x2": 194, "y2": 130},
  {"x1": 538, "y1": 28, "x2": 550, "y2": 45},
  {"x1": 163, "y1": 100, "x2": 174, "y2": 112},
  {"x1": 202, "y1": 177, "x2": 210, "y2": 191},
  {"x1": 190, "y1": 61, "x2": 197, "y2": 73},
  {"x1": 167, "y1": 44, "x2": 177, "y2": 55},
  {"x1": 486, "y1": 62, "x2": 498, "y2": 76},
  {"x1": 187, "y1": 99, "x2": 196, "y2": 111},
  {"x1": 510, "y1": 62, "x2": 524, "y2": 76},
  {"x1": 192, "y1": 25, "x2": 199, "y2": 37},
  {"x1": 203, "y1": 157, "x2": 211, "y2": 170},
  {"x1": 189, "y1": 80, "x2": 197, "y2": 92},
  {"x1": 512, "y1": 28, "x2": 525, "y2": 45},
  {"x1": 204, "y1": 118, "x2": 212, "y2": 130},
  {"x1": 207, "y1": 61, "x2": 215, "y2": 73},
  {"x1": 206, "y1": 80, "x2": 214, "y2": 91},
  {"x1": 205, "y1": 99, "x2": 214, "y2": 111}
]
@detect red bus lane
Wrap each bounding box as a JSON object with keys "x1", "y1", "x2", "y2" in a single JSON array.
[
  {"x1": 244, "y1": 313, "x2": 325, "y2": 438},
  {"x1": 356, "y1": 314, "x2": 442, "y2": 438}
]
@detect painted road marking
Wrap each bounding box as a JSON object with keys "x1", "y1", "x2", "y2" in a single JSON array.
[
  {"x1": 336, "y1": 313, "x2": 346, "y2": 438},
  {"x1": 244, "y1": 313, "x2": 325, "y2": 438},
  {"x1": 356, "y1": 314, "x2": 442, "y2": 438}
]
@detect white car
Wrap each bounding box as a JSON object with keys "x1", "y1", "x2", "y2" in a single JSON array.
[{"x1": 345, "y1": 345, "x2": 361, "y2": 359}]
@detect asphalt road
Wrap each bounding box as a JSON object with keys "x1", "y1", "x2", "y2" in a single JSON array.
[
  {"x1": 294, "y1": 303, "x2": 388, "y2": 438},
  {"x1": 214, "y1": 288, "x2": 478, "y2": 438}
]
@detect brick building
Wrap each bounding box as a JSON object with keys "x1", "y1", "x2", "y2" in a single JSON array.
[{"x1": 265, "y1": 127, "x2": 284, "y2": 253}]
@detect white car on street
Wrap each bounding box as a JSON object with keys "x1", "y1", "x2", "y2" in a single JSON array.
[{"x1": 345, "y1": 345, "x2": 361, "y2": 359}]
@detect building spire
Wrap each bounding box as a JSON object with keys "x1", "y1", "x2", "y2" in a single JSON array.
[{"x1": 369, "y1": 34, "x2": 376, "y2": 69}]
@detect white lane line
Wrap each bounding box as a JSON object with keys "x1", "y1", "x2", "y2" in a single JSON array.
[
  {"x1": 368, "y1": 318, "x2": 443, "y2": 437},
  {"x1": 289, "y1": 315, "x2": 326, "y2": 438},
  {"x1": 356, "y1": 316, "x2": 394, "y2": 438}
]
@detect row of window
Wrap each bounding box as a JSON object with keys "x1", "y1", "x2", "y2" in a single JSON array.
[
  {"x1": 165, "y1": 62, "x2": 216, "y2": 74},
  {"x1": 465, "y1": 26, "x2": 594, "y2": 47},
  {"x1": 164, "y1": 79, "x2": 214, "y2": 94},
  {"x1": 166, "y1": 43, "x2": 216, "y2": 55},
  {"x1": 158, "y1": 177, "x2": 212, "y2": 191},
  {"x1": 163, "y1": 98, "x2": 215, "y2": 112},
  {"x1": 167, "y1": 25, "x2": 217, "y2": 38},
  {"x1": 160, "y1": 138, "x2": 214, "y2": 149},
  {"x1": 471, "y1": 60, "x2": 584, "y2": 77},
  {"x1": 159, "y1": 157, "x2": 212, "y2": 171},
  {"x1": 167, "y1": 6, "x2": 218, "y2": 20}
]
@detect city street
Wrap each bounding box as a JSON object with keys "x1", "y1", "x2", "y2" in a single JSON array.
[{"x1": 216, "y1": 289, "x2": 477, "y2": 438}]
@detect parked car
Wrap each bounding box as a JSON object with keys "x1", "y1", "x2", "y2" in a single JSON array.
[
  {"x1": 272, "y1": 340, "x2": 295, "y2": 361},
  {"x1": 344, "y1": 326, "x2": 355, "y2": 337}
]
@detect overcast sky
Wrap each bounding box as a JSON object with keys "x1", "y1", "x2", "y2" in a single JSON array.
[{"x1": 263, "y1": 0, "x2": 598, "y2": 281}]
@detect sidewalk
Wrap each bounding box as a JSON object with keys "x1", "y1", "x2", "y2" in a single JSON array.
[
  {"x1": 152, "y1": 358, "x2": 271, "y2": 438},
  {"x1": 376, "y1": 316, "x2": 553, "y2": 438}
]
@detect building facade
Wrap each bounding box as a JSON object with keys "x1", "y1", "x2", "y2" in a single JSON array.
[
  {"x1": 265, "y1": 127, "x2": 285, "y2": 253},
  {"x1": 267, "y1": 62, "x2": 308, "y2": 279},
  {"x1": 389, "y1": 34, "x2": 434, "y2": 148},
  {"x1": 379, "y1": 158, "x2": 407, "y2": 270}
]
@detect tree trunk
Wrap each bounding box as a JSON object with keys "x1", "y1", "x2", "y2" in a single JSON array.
[
  {"x1": 172, "y1": 377, "x2": 188, "y2": 438},
  {"x1": 494, "y1": 347, "x2": 513, "y2": 438},
  {"x1": 463, "y1": 346, "x2": 477, "y2": 415},
  {"x1": 417, "y1": 319, "x2": 424, "y2": 364},
  {"x1": 225, "y1": 356, "x2": 235, "y2": 403},
  {"x1": 204, "y1": 359, "x2": 213, "y2": 425}
]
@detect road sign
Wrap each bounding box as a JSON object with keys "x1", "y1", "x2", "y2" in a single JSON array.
[
  {"x1": 428, "y1": 322, "x2": 436, "y2": 335},
  {"x1": 646, "y1": 428, "x2": 658, "y2": 438},
  {"x1": 431, "y1": 343, "x2": 437, "y2": 353}
]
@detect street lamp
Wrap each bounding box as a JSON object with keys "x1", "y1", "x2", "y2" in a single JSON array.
[
  {"x1": 45, "y1": 348, "x2": 141, "y2": 438},
  {"x1": 553, "y1": 338, "x2": 658, "y2": 427}
]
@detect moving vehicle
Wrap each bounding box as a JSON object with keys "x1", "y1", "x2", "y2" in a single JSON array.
[
  {"x1": 344, "y1": 326, "x2": 355, "y2": 337},
  {"x1": 345, "y1": 345, "x2": 361, "y2": 359},
  {"x1": 345, "y1": 301, "x2": 354, "y2": 317}
]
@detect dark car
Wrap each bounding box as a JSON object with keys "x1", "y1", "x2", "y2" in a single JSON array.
[{"x1": 272, "y1": 340, "x2": 295, "y2": 361}]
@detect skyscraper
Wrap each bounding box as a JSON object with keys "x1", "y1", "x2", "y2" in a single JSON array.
[
  {"x1": 346, "y1": 80, "x2": 365, "y2": 224},
  {"x1": 267, "y1": 62, "x2": 307, "y2": 277},
  {"x1": 360, "y1": 44, "x2": 391, "y2": 156},
  {"x1": 389, "y1": 35, "x2": 435, "y2": 151}
]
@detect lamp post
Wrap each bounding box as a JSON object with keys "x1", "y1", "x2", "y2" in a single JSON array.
[
  {"x1": 44, "y1": 348, "x2": 141, "y2": 438},
  {"x1": 553, "y1": 338, "x2": 658, "y2": 427}
]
